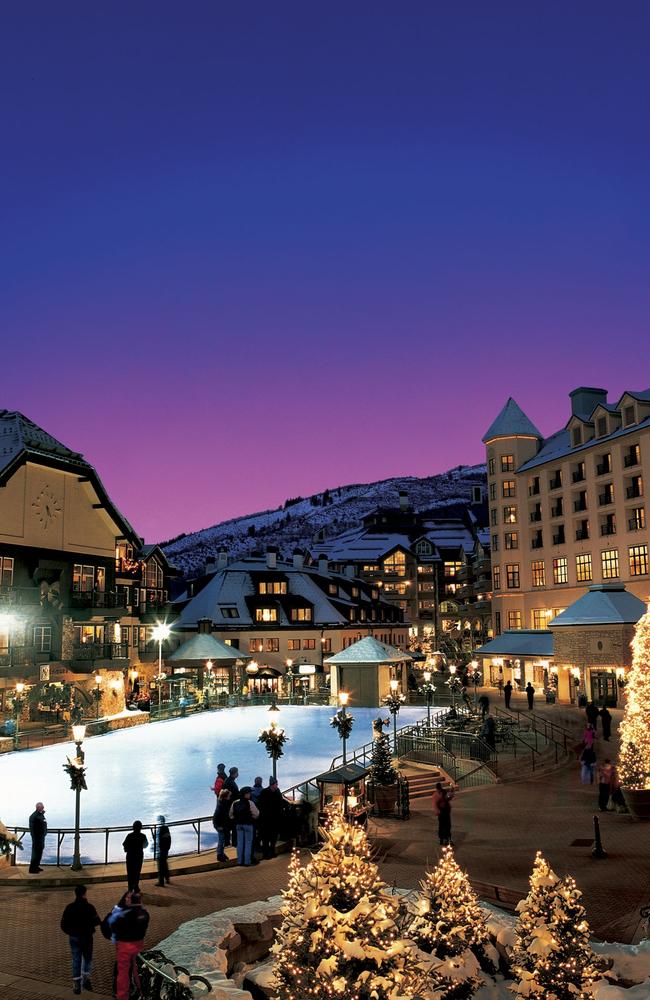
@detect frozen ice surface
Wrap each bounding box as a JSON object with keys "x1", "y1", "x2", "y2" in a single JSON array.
[{"x1": 0, "y1": 704, "x2": 426, "y2": 863}]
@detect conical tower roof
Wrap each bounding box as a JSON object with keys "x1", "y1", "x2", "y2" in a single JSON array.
[{"x1": 482, "y1": 397, "x2": 542, "y2": 443}]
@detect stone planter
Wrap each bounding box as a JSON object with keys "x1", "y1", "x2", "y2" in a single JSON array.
[
  {"x1": 622, "y1": 788, "x2": 650, "y2": 819},
  {"x1": 371, "y1": 783, "x2": 398, "y2": 814}
]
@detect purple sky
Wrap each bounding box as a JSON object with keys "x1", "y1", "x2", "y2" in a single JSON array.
[{"x1": 2, "y1": 3, "x2": 650, "y2": 541}]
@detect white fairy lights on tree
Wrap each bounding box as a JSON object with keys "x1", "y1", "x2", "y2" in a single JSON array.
[
  {"x1": 618, "y1": 603, "x2": 650, "y2": 789},
  {"x1": 511, "y1": 852, "x2": 601, "y2": 999},
  {"x1": 271, "y1": 812, "x2": 422, "y2": 999},
  {"x1": 409, "y1": 846, "x2": 497, "y2": 999}
]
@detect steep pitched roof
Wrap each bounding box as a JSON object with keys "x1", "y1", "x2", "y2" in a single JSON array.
[
  {"x1": 482, "y1": 398, "x2": 542, "y2": 443},
  {"x1": 549, "y1": 585, "x2": 646, "y2": 627},
  {"x1": 167, "y1": 633, "x2": 250, "y2": 663},
  {"x1": 325, "y1": 636, "x2": 412, "y2": 665}
]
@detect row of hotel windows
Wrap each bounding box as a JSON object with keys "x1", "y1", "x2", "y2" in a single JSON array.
[
  {"x1": 492, "y1": 545, "x2": 649, "y2": 590},
  {"x1": 249, "y1": 637, "x2": 332, "y2": 653},
  {"x1": 0, "y1": 558, "x2": 164, "y2": 593},
  {"x1": 490, "y1": 505, "x2": 645, "y2": 530},
  {"x1": 494, "y1": 608, "x2": 567, "y2": 632},
  {"x1": 488, "y1": 444, "x2": 641, "y2": 482}
]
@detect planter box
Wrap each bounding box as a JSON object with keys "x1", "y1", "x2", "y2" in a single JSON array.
[
  {"x1": 371, "y1": 783, "x2": 398, "y2": 814},
  {"x1": 622, "y1": 788, "x2": 650, "y2": 820}
]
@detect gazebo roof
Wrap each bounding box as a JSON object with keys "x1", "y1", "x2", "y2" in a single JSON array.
[
  {"x1": 315, "y1": 763, "x2": 370, "y2": 784},
  {"x1": 325, "y1": 636, "x2": 412, "y2": 666},
  {"x1": 167, "y1": 634, "x2": 251, "y2": 664}
]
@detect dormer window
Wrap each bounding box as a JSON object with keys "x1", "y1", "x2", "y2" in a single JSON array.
[
  {"x1": 290, "y1": 607, "x2": 312, "y2": 622},
  {"x1": 258, "y1": 580, "x2": 287, "y2": 595},
  {"x1": 572, "y1": 426, "x2": 582, "y2": 447},
  {"x1": 597, "y1": 416, "x2": 608, "y2": 437},
  {"x1": 624, "y1": 404, "x2": 636, "y2": 426},
  {"x1": 255, "y1": 608, "x2": 277, "y2": 623},
  {"x1": 220, "y1": 606, "x2": 239, "y2": 618},
  {"x1": 415, "y1": 540, "x2": 432, "y2": 555}
]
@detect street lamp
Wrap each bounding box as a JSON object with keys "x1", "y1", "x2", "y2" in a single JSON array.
[
  {"x1": 385, "y1": 678, "x2": 403, "y2": 750},
  {"x1": 259, "y1": 700, "x2": 286, "y2": 782},
  {"x1": 421, "y1": 669, "x2": 436, "y2": 727},
  {"x1": 13, "y1": 682, "x2": 25, "y2": 751},
  {"x1": 69, "y1": 723, "x2": 87, "y2": 871},
  {"x1": 298, "y1": 663, "x2": 316, "y2": 705},
  {"x1": 447, "y1": 663, "x2": 460, "y2": 711},
  {"x1": 93, "y1": 674, "x2": 102, "y2": 720},
  {"x1": 468, "y1": 659, "x2": 480, "y2": 707},
  {"x1": 151, "y1": 623, "x2": 172, "y2": 714},
  {"x1": 285, "y1": 659, "x2": 294, "y2": 704},
  {"x1": 339, "y1": 690, "x2": 351, "y2": 764}
]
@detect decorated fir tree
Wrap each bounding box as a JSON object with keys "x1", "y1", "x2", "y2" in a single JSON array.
[
  {"x1": 618, "y1": 604, "x2": 650, "y2": 789},
  {"x1": 370, "y1": 722, "x2": 397, "y2": 786},
  {"x1": 271, "y1": 812, "x2": 425, "y2": 999},
  {"x1": 510, "y1": 852, "x2": 601, "y2": 999},
  {"x1": 408, "y1": 846, "x2": 497, "y2": 998}
]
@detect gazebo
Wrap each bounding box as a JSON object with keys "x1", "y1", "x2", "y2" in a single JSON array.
[
  {"x1": 167, "y1": 633, "x2": 251, "y2": 696},
  {"x1": 325, "y1": 636, "x2": 413, "y2": 707}
]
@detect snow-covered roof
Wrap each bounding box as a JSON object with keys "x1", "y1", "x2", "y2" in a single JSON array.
[
  {"x1": 549, "y1": 585, "x2": 647, "y2": 628},
  {"x1": 475, "y1": 630, "x2": 554, "y2": 658},
  {"x1": 325, "y1": 636, "x2": 412, "y2": 665},
  {"x1": 482, "y1": 398, "x2": 542, "y2": 443},
  {"x1": 168, "y1": 633, "x2": 251, "y2": 663},
  {"x1": 517, "y1": 416, "x2": 650, "y2": 473},
  {"x1": 317, "y1": 529, "x2": 413, "y2": 561}
]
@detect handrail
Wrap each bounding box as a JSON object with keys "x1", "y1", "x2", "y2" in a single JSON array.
[{"x1": 494, "y1": 706, "x2": 571, "y2": 761}]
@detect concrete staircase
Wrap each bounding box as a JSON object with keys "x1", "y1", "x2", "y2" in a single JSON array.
[{"x1": 401, "y1": 766, "x2": 456, "y2": 799}]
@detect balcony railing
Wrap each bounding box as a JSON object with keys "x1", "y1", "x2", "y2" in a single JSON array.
[
  {"x1": 531, "y1": 538, "x2": 544, "y2": 549},
  {"x1": 70, "y1": 590, "x2": 127, "y2": 610},
  {"x1": 598, "y1": 492, "x2": 614, "y2": 507},
  {"x1": 552, "y1": 532, "x2": 565, "y2": 545},
  {"x1": 529, "y1": 511, "x2": 542, "y2": 522},
  {"x1": 572, "y1": 470, "x2": 585, "y2": 483},
  {"x1": 596, "y1": 461, "x2": 611, "y2": 476},
  {"x1": 0, "y1": 586, "x2": 43, "y2": 608},
  {"x1": 575, "y1": 529, "x2": 590, "y2": 541},
  {"x1": 72, "y1": 642, "x2": 129, "y2": 661},
  {"x1": 528, "y1": 484, "x2": 540, "y2": 496},
  {"x1": 628, "y1": 518, "x2": 645, "y2": 532},
  {"x1": 550, "y1": 504, "x2": 563, "y2": 518},
  {"x1": 624, "y1": 453, "x2": 640, "y2": 468},
  {"x1": 626, "y1": 485, "x2": 643, "y2": 499},
  {"x1": 114, "y1": 558, "x2": 143, "y2": 579},
  {"x1": 549, "y1": 476, "x2": 562, "y2": 490},
  {"x1": 0, "y1": 644, "x2": 42, "y2": 668},
  {"x1": 573, "y1": 500, "x2": 587, "y2": 512},
  {"x1": 600, "y1": 524, "x2": 616, "y2": 536}
]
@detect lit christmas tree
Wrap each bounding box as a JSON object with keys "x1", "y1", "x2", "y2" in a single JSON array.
[
  {"x1": 271, "y1": 812, "x2": 425, "y2": 999},
  {"x1": 408, "y1": 846, "x2": 497, "y2": 999},
  {"x1": 510, "y1": 852, "x2": 601, "y2": 999},
  {"x1": 370, "y1": 723, "x2": 397, "y2": 786},
  {"x1": 618, "y1": 604, "x2": 650, "y2": 789}
]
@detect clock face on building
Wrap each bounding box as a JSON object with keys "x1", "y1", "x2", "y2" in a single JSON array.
[{"x1": 32, "y1": 487, "x2": 62, "y2": 529}]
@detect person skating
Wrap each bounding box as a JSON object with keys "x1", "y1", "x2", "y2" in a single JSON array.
[
  {"x1": 600, "y1": 705, "x2": 612, "y2": 741},
  {"x1": 28, "y1": 801, "x2": 47, "y2": 873},
  {"x1": 155, "y1": 815, "x2": 171, "y2": 886},
  {"x1": 60, "y1": 884, "x2": 100, "y2": 993},
  {"x1": 122, "y1": 820, "x2": 148, "y2": 892},
  {"x1": 525, "y1": 682, "x2": 535, "y2": 710},
  {"x1": 432, "y1": 782, "x2": 454, "y2": 846},
  {"x1": 213, "y1": 788, "x2": 233, "y2": 862},
  {"x1": 107, "y1": 891, "x2": 150, "y2": 1000},
  {"x1": 503, "y1": 680, "x2": 513, "y2": 710},
  {"x1": 230, "y1": 786, "x2": 259, "y2": 866},
  {"x1": 258, "y1": 777, "x2": 284, "y2": 859}
]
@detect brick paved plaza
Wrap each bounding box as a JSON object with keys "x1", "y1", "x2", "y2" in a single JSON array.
[{"x1": 1, "y1": 699, "x2": 648, "y2": 998}]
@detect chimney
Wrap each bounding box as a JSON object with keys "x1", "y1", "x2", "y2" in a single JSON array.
[
  {"x1": 293, "y1": 548, "x2": 304, "y2": 570},
  {"x1": 345, "y1": 564, "x2": 355, "y2": 579},
  {"x1": 398, "y1": 490, "x2": 409, "y2": 512},
  {"x1": 198, "y1": 618, "x2": 212, "y2": 635},
  {"x1": 205, "y1": 557, "x2": 216, "y2": 573},
  {"x1": 266, "y1": 546, "x2": 277, "y2": 570},
  {"x1": 318, "y1": 555, "x2": 328, "y2": 575},
  {"x1": 569, "y1": 387, "x2": 608, "y2": 419},
  {"x1": 217, "y1": 548, "x2": 228, "y2": 570}
]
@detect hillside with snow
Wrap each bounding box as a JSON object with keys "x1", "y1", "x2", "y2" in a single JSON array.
[{"x1": 161, "y1": 464, "x2": 487, "y2": 577}]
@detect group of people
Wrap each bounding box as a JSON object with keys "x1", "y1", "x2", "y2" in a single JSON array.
[
  {"x1": 122, "y1": 816, "x2": 171, "y2": 890},
  {"x1": 576, "y1": 702, "x2": 623, "y2": 812},
  {"x1": 60, "y1": 884, "x2": 150, "y2": 998},
  {"x1": 211, "y1": 764, "x2": 288, "y2": 866}
]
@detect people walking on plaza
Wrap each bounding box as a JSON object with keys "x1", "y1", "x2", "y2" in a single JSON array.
[
  {"x1": 213, "y1": 788, "x2": 233, "y2": 862},
  {"x1": 478, "y1": 693, "x2": 490, "y2": 719},
  {"x1": 481, "y1": 713, "x2": 496, "y2": 750},
  {"x1": 525, "y1": 682, "x2": 535, "y2": 710},
  {"x1": 28, "y1": 801, "x2": 47, "y2": 873},
  {"x1": 580, "y1": 744, "x2": 597, "y2": 785},
  {"x1": 597, "y1": 759, "x2": 618, "y2": 812},
  {"x1": 107, "y1": 891, "x2": 150, "y2": 1000},
  {"x1": 504, "y1": 680, "x2": 513, "y2": 710},
  {"x1": 600, "y1": 705, "x2": 612, "y2": 741},
  {"x1": 155, "y1": 815, "x2": 171, "y2": 887},
  {"x1": 60, "y1": 884, "x2": 100, "y2": 994},
  {"x1": 122, "y1": 820, "x2": 148, "y2": 891},
  {"x1": 432, "y1": 781, "x2": 454, "y2": 846},
  {"x1": 230, "y1": 785, "x2": 259, "y2": 866},
  {"x1": 211, "y1": 763, "x2": 227, "y2": 797},
  {"x1": 585, "y1": 701, "x2": 600, "y2": 730},
  {"x1": 583, "y1": 723, "x2": 597, "y2": 749},
  {"x1": 258, "y1": 777, "x2": 283, "y2": 859}
]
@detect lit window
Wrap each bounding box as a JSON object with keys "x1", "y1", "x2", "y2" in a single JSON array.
[
  {"x1": 33, "y1": 625, "x2": 52, "y2": 653},
  {"x1": 553, "y1": 558, "x2": 568, "y2": 585},
  {"x1": 505, "y1": 563, "x2": 520, "y2": 589},
  {"x1": 575, "y1": 553, "x2": 593, "y2": 582},
  {"x1": 444, "y1": 562, "x2": 462, "y2": 578},
  {"x1": 502, "y1": 480, "x2": 516, "y2": 497},
  {"x1": 287, "y1": 638, "x2": 301, "y2": 650},
  {"x1": 303, "y1": 638, "x2": 316, "y2": 650},
  {"x1": 259, "y1": 581, "x2": 287, "y2": 595},
  {"x1": 507, "y1": 610, "x2": 522, "y2": 629},
  {"x1": 504, "y1": 532, "x2": 518, "y2": 550},
  {"x1": 73, "y1": 564, "x2": 95, "y2": 592},
  {"x1": 290, "y1": 607, "x2": 313, "y2": 622},
  {"x1": 501, "y1": 455, "x2": 515, "y2": 472},
  {"x1": 488, "y1": 457, "x2": 495, "y2": 476},
  {"x1": 531, "y1": 609, "x2": 548, "y2": 629},
  {"x1": 255, "y1": 608, "x2": 277, "y2": 623},
  {"x1": 0, "y1": 556, "x2": 14, "y2": 588},
  {"x1": 531, "y1": 560, "x2": 546, "y2": 588},
  {"x1": 629, "y1": 544, "x2": 649, "y2": 576},
  {"x1": 503, "y1": 506, "x2": 517, "y2": 524},
  {"x1": 264, "y1": 638, "x2": 279, "y2": 652},
  {"x1": 601, "y1": 550, "x2": 619, "y2": 579},
  {"x1": 492, "y1": 566, "x2": 501, "y2": 590},
  {"x1": 249, "y1": 638, "x2": 264, "y2": 652},
  {"x1": 383, "y1": 551, "x2": 406, "y2": 576}
]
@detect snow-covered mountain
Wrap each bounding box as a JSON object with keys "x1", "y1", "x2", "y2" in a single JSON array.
[{"x1": 161, "y1": 465, "x2": 487, "y2": 577}]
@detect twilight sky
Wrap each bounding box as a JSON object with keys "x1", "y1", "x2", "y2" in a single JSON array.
[{"x1": 2, "y1": 3, "x2": 650, "y2": 541}]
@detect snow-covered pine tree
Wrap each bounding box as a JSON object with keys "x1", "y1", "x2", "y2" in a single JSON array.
[
  {"x1": 618, "y1": 602, "x2": 650, "y2": 789},
  {"x1": 408, "y1": 846, "x2": 497, "y2": 999},
  {"x1": 510, "y1": 852, "x2": 601, "y2": 999},
  {"x1": 271, "y1": 812, "x2": 424, "y2": 999},
  {"x1": 370, "y1": 728, "x2": 397, "y2": 786}
]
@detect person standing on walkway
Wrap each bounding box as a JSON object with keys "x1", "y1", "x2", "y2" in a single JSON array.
[
  {"x1": 155, "y1": 815, "x2": 171, "y2": 887},
  {"x1": 583, "y1": 723, "x2": 597, "y2": 749},
  {"x1": 28, "y1": 802, "x2": 47, "y2": 873},
  {"x1": 580, "y1": 744, "x2": 597, "y2": 784},
  {"x1": 504, "y1": 680, "x2": 513, "y2": 710},
  {"x1": 600, "y1": 705, "x2": 612, "y2": 741},
  {"x1": 597, "y1": 759, "x2": 617, "y2": 812},
  {"x1": 122, "y1": 820, "x2": 148, "y2": 892},
  {"x1": 60, "y1": 884, "x2": 100, "y2": 994},
  {"x1": 258, "y1": 778, "x2": 284, "y2": 859},
  {"x1": 585, "y1": 701, "x2": 600, "y2": 731},
  {"x1": 108, "y1": 891, "x2": 150, "y2": 1000},
  {"x1": 478, "y1": 694, "x2": 490, "y2": 719},
  {"x1": 230, "y1": 786, "x2": 259, "y2": 866},
  {"x1": 525, "y1": 683, "x2": 535, "y2": 710},
  {"x1": 432, "y1": 782, "x2": 454, "y2": 846},
  {"x1": 211, "y1": 763, "x2": 227, "y2": 797},
  {"x1": 212, "y1": 788, "x2": 233, "y2": 862}
]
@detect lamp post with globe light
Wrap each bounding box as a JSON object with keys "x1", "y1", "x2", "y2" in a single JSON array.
[
  {"x1": 298, "y1": 663, "x2": 316, "y2": 705},
  {"x1": 13, "y1": 682, "x2": 25, "y2": 751},
  {"x1": 447, "y1": 663, "x2": 462, "y2": 711},
  {"x1": 151, "y1": 623, "x2": 172, "y2": 714},
  {"x1": 420, "y1": 670, "x2": 436, "y2": 727},
  {"x1": 259, "y1": 699, "x2": 286, "y2": 782},
  {"x1": 468, "y1": 659, "x2": 481, "y2": 707},
  {"x1": 384, "y1": 678, "x2": 405, "y2": 750},
  {"x1": 285, "y1": 659, "x2": 294, "y2": 704},
  {"x1": 66, "y1": 724, "x2": 87, "y2": 871}
]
